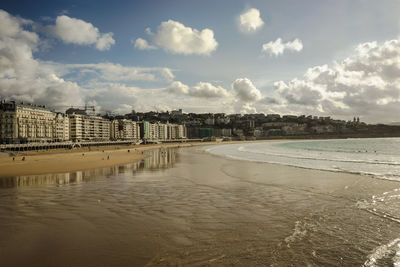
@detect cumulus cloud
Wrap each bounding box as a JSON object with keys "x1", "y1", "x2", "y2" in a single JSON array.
[
  {"x1": 84, "y1": 82, "x2": 139, "y2": 113},
  {"x1": 166, "y1": 81, "x2": 189, "y2": 95},
  {"x1": 262, "y1": 38, "x2": 303, "y2": 56},
  {"x1": 239, "y1": 8, "x2": 264, "y2": 32},
  {"x1": 259, "y1": 96, "x2": 280, "y2": 105},
  {"x1": 240, "y1": 103, "x2": 257, "y2": 114},
  {"x1": 45, "y1": 15, "x2": 115, "y2": 51},
  {"x1": 134, "y1": 37, "x2": 157, "y2": 50},
  {"x1": 232, "y1": 78, "x2": 262, "y2": 102},
  {"x1": 272, "y1": 38, "x2": 400, "y2": 122},
  {"x1": 136, "y1": 20, "x2": 218, "y2": 55},
  {"x1": 166, "y1": 81, "x2": 228, "y2": 98},
  {"x1": 0, "y1": 10, "x2": 84, "y2": 107},
  {"x1": 96, "y1": 32, "x2": 115, "y2": 51},
  {"x1": 190, "y1": 82, "x2": 229, "y2": 98}
]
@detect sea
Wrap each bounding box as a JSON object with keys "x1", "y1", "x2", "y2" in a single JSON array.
[
  {"x1": 206, "y1": 137, "x2": 400, "y2": 181},
  {"x1": 206, "y1": 137, "x2": 400, "y2": 266},
  {"x1": 1, "y1": 139, "x2": 400, "y2": 266}
]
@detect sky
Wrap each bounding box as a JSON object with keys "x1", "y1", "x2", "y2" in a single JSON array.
[{"x1": 1, "y1": 0, "x2": 400, "y2": 123}]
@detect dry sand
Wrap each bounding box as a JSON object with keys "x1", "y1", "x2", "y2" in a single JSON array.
[{"x1": 0, "y1": 143, "x2": 188, "y2": 176}]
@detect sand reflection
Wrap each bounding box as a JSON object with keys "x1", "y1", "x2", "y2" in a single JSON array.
[{"x1": 0, "y1": 147, "x2": 178, "y2": 188}]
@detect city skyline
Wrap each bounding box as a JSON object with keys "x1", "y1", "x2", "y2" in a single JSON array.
[{"x1": 1, "y1": 0, "x2": 400, "y2": 123}]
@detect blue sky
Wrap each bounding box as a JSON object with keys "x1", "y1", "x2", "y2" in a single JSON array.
[{"x1": 1, "y1": 0, "x2": 400, "y2": 122}]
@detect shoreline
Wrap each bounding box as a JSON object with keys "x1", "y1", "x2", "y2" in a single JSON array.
[{"x1": 0, "y1": 140, "x2": 279, "y2": 177}]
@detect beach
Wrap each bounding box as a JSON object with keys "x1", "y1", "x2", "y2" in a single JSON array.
[
  {"x1": 0, "y1": 140, "x2": 284, "y2": 177},
  {"x1": 0, "y1": 142, "x2": 213, "y2": 176},
  {"x1": 0, "y1": 144, "x2": 399, "y2": 266}
]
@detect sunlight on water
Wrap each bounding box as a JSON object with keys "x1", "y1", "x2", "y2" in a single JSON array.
[{"x1": 206, "y1": 138, "x2": 400, "y2": 180}]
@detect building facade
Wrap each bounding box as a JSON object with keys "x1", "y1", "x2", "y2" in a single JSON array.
[
  {"x1": 55, "y1": 113, "x2": 70, "y2": 141},
  {"x1": 110, "y1": 119, "x2": 140, "y2": 140},
  {"x1": 0, "y1": 101, "x2": 187, "y2": 143},
  {"x1": 0, "y1": 101, "x2": 56, "y2": 143},
  {"x1": 67, "y1": 109, "x2": 110, "y2": 141}
]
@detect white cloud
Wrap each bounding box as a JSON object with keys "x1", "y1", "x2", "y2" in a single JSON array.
[
  {"x1": 96, "y1": 32, "x2": 115, "y2": 51},
  {"x1": 167, "y1": 81, "x2": 228, "y2": 98},
  {"x1": 166, "y1": 81, "x2": 190, "y2": 95},
  {"x1": 190, "y1": 82, "x2": 229, "y2": 98},
  {"x1": 239, "y1": 8, "x2": 264, "y2": 33},
  {"x1": 55, "y1": 63, "x2": 175, "y2": 82},
  {"x1": 259, "y1": 96, "x2": 280, "y2": 105},
  {"x1": 271, "y1": 38, "x2": 400, "y2": 122},
  {"x1": 274, "y1": 79, "x2": 322, "y2": 106},
  {"x1": 134, "y1": 37, "x2": 157, "y2": 50},
  {"x1": 87, "y1": 81, "x2": 232, "y2": 115},
  {"x1": 45, "y1": 15, "x2": 115, "y2": 51},
  {"x1": 240, "y1": 103, "x2": 257, "y2": 114},
  {"x1": 232, "y1": 78, "x2": 262, "y2": 102},
  {"x1": 136, "y1": 20, "x2": 218, "y2": 55},
  {"x1": 84, "y1": 82, "x2": 139, "y2": 113},
  {"x1": 0, "y1": 10, "x2": 84, "y2": 107},
  {"x1": 262, "y1": 38, "x2": 303, "y2": 56}
]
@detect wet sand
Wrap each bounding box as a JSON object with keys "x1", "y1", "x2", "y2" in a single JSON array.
[{"x1": 0, "y1": 146, "x2": 399, "y2": 266}]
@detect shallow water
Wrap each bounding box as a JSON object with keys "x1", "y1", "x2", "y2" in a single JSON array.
[
  {"x1": 0, "y1": 146, "x2": 400, "y2": 266},
  {"x1": 206, "y1": 138, "x2": 400, "y2": 181}
]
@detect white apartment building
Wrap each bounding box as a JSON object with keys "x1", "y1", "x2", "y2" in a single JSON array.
[
  {"x1": 55, "y1": 113, "x2": 69, "y2": 141},
  {"x1": 156, "y1": 123, "x2": 168, "y2": 140},
  {"x1": 0, "y1": 101, "x2": 56, "y2": 143},
  {"x1": 68, "y1": 114, "x2": 83, "y2": 141},
  {"x1": 166, "y1": 123, "x2": 187, "y2": 139},
  {"x1": 149, "y1": 123, "x2": 158, "y2": 140},
  {"x1": 67, "y1": 109, "x2": 110, "y2": 141},
  {"x1": 110, "y1": 119, "x2": 140, "y2": 140}
]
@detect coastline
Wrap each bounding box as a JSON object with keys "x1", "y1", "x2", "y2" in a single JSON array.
[{"x1": 0, "y1": 140, "x2": 279, "y2": 177}]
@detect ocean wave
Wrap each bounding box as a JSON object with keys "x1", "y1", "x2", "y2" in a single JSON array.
[
  {"x1": 211, "y1": 150, "x2": 399, "y2": 180},
  {"x1": 284, "y1": 221, "x2": 310, "y2": 248},
  {"x1": 363, "y1": 238, "x2": 400, "y2": 267},
  {"x1": 205, "y1": 141, "x2": 400, "y2": 181},
  {"x1": 238, "y1": 146, "x2": 400, "y2": 167}
]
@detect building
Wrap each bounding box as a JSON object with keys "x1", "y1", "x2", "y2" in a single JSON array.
[
  {"x1": 138, "y1": 121, "x2": 151, "y2": 141},
  {"x1": 68, "y1": 114, "x2": 83, "y2": 141},
  {"x1": 66, "y1": 108, "x2": 110, "y2": 141},
  {"x1": 149, "y1": 123, "x2": 157, "y2": 140},
  {"x1": 156, "y1": 123, "x2": 168, "y2": 140},
  {"x1": 166, "y1": 123, "x2": 187, "y2": 139},
  {"x1": 110, "y1": 119, "x2": 120, "y2": 140},
  {"x1": 199, "y1": 128, "x2": 214, "y2": 138},
  {"x1": 0, "y1": 101, "x2": 56, "y2": 143},
  {"x1": 110, "y1": 119, "x2": 140, "y2": 140},
  {"x1": 55, "y1": 113, "x2": 70, "y2": 141},
  {"x1": 214, "y1": 128, "x2": 232, "y2": 137}
]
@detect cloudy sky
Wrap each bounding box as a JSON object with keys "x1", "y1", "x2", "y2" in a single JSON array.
[{"x1": 1, "y1": 0, "x2": 400, "y2": 123}]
